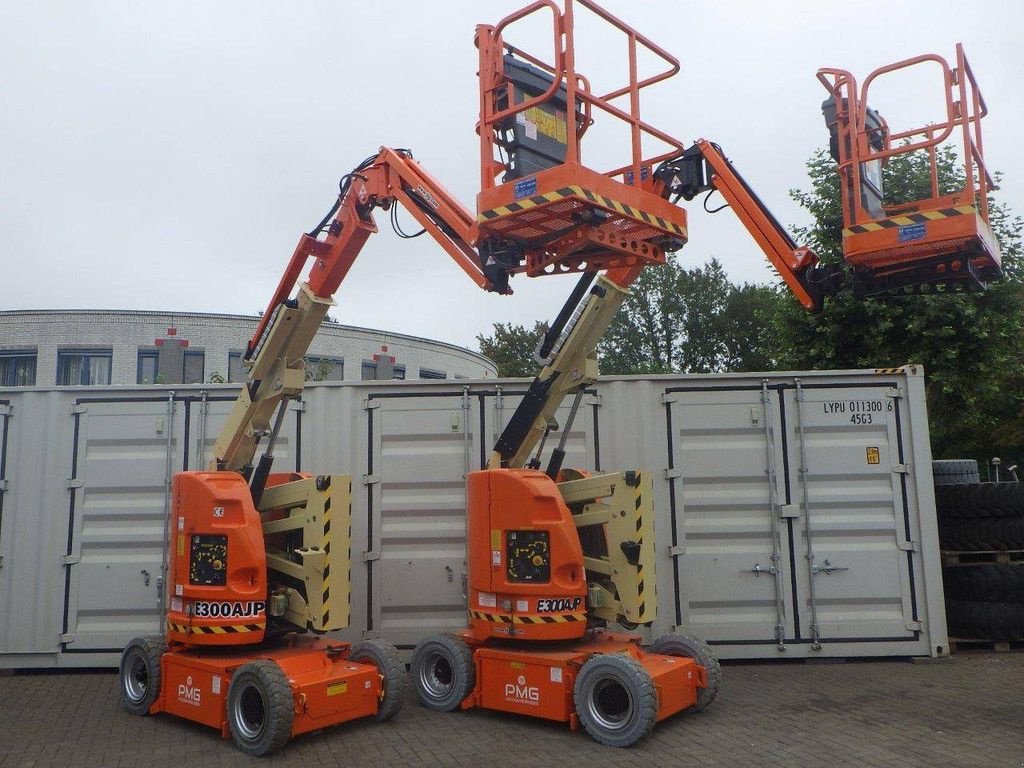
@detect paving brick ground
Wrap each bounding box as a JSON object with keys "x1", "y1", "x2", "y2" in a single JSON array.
[{"x1": 1, "y1": 653, "x2": 1022, "y2": 768}]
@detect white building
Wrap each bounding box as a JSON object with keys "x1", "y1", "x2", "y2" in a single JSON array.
[{"x1": 0, "y1": 310, "x2": 496, "y2": 387}]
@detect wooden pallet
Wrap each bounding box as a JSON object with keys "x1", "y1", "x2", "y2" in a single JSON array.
[
  {"x1": 941, "y1": 550, "x2": 1024, "y2": 566},
  {"x1": 949, "y1": 637, "x2": 1024, "y2": 653}
]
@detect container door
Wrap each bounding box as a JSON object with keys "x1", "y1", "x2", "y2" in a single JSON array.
[
  {"x1": 367, "y1": 390, "x2": 481, "y2": 647},
  {"x1": 0, "y1": 402, "x2": 10, "y2": 633},
  {"x1": 62, "y1": 397, "x2": 183, "y2": 650},
  {"x1": 665, "y1": 385, "x2": 796, "y2": 647},
  {"x1": 788, "y1": 382, "x2": 918, "y2": 643}
]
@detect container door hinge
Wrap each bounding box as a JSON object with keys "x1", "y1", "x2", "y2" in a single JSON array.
[
  {"x1": 362, "y1": 474, "x2": 380, "y2": 486},
  {"x1": 71, "y1": 404, "x2": 88, "y2": 415},
  {"x1": 886, "y1": 388, "x2": 904, "y2": 400},
  {"x1": 290, "y1": 400, "x2": 306, "y2": 412},
  {"x1": 362, "y1": 551, "x2": 381, "y2": 562},
  {"x1": 66, "y1": 478, "x2": 84, "y2": 490},
  {"x1": 0, "y1": 404, "x2": 11, "y2": 417},
  {"x1": 892, "y1": 463, "x2": 911, "y2": 474},
  {"x1": 778, "y1": 504, "x2": 800, "y2": 519},
  {"x1": 60, "y1": 632, "x2": 75, "y2": 643},
  {"x1": 0, "y1": 479, "x2": 8, "y2": 492},
  {"x1": 668, "y1": 544, "x2": 686, "y2": 557},
  {"x1": 363, "y1": 399, "x2": 381, "y2": 411},
  {"x1": 897, "y1": 540, "x2": 917, "y2": 552},
  {"x1": 664, "y1": 467, "x2": 682, "y2": 480},
  {"x1": 61, "y1": 554, "x2": 81, "y2": 566},
  {"x1": 661, "y1": 393, "x2": 678, "y2": 405},
  {"x1": 905, "y1": 620, "x2": 922, "y2": 632},
  {"x1": 585, "y1": 393, "x2": 602, "y2": 407}
]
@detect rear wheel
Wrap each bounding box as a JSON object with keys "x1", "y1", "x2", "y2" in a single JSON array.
[
  {"x1": 226, "y1": 660, "x2": 294, "y2": 756},
  {"x1": 573, "y1": 653, "x2": 657, "y2": 747},
  {"x1": 411, "y1": 634, "x2": 475, "y2": 712},
  {"x1": 119, "y1": 636, "x2": 166, "y2": 716},
  {"x1": 650, "y1": 633, "x2": 721, "y2": 712},
  {"x1": 350, "y1": 639, "x2": 405, "y2": 722}
]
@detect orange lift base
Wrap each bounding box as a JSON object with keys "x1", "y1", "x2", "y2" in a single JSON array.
[
  {"x1": 476, "y1": 163, "x2": 688, "y2": 277},
  {"x1": 459, "y1": 630, "x2": 705, "y2": 727},
  {"x1": 842, "y1": 205, "x2": 1002, "y2": 289},
  {"x1": 152, "y1": 636, "x2": 382, "y2": 739}
]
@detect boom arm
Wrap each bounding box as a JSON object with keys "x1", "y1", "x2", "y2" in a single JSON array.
[
  {"x1": 212, "y1": 147, "x2": 497, "y2": 475},
  {"x1": 654, "y1": 138, "x2": 841, "y2": 311}
]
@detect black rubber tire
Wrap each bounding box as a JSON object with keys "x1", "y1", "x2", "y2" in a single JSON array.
[
  {"x1": 935, "y1": 482, "x2": 1024, "y2": 520},
  {"x1": 573, "y1": 653, "x2": 657, "y2": 747},
  {"x1": 946, "y1": 600, "x2": 1024, "y2": 641},
  {"x1": 943, "y1": 564, "x2": 1024, "y2": 603},
  {"x1": 649, "y1": 633, "x2": 721, "y2": 712},
  {"x1": 939, "y1": 517, "x2": 1024, "y2": 551},
  {"x1": 349, "y1": 639, "x2": 405, "y2": 722},
  {"x1": 932, "y1": 459, "x2": 980, "y2": 486},
  {"x1": 226, "y1": 660, "x2": 294, "y2": 756},
  {"x1": 411, "y1": 634, "x2": 475, "y2": 712},
  {"x1": 119, "y1": 636, "x2": 166, "y2": 716}
]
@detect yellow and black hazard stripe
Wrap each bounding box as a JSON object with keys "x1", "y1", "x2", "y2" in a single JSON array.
[
  {"x1": 167, "y1": 621, "x2": 264, "y2": 635},
  {"x1": 632, "y1": 478, "x2": 650, "y2": 620},
  {"x1": 478, "y1": 185, "x2": 686, "y2": 237},
  {"x1": 321, "y1": 475, "x2": 332, "y2": 628},
  {"x1": 843, "y1": 205, "x2": 976, "y2": 236},
  {"x1": 470, "y1": 610, "x2": 586, "y2": 625},
  {"x1": 874, "y1": 367, "x2": 906, "y2": 375}
]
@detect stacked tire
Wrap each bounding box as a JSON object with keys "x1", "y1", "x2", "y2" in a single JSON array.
[{"x1": 934, "y1": 460, "x2": 1024, "y2": 643}]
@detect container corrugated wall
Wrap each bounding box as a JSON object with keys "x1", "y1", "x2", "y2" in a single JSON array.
[{"x1": 0, "y1": 368, "x2": 948, "y2": 668}]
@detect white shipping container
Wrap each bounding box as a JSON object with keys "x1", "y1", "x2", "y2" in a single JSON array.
[{"x1": 0, "y1": 368, "x2": 947, "y2": 668}]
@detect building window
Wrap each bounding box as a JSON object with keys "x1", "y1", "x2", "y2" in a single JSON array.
[
  {"x1": 137, "y1": 350, "x2": 159, "y2": 384},
  {"x1": 0, "y1": 350, "x2": 37, "y2": 386},
  {"x1": 136, "y1": 348, "x2": 205, "y2": 385},
  {"x1": 361, "y1": 360, "x2": 406, "y2": 380},
  {"x1": 419, "y1": 367, "x2": 446, "y2": 380},
  {"x1": 57, "y1": 348, "x2": 112, "y2": 386},
  {"x1": 304, "y1": 356, "x2": 344, "y2": 382},
  {"x1": 183, "y1": 350, "x2": 205, "y2": 384},
  {"x1": 228, "y1": 351, "x2": 245, "y2": 383}
]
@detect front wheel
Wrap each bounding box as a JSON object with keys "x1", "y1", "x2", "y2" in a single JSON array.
[
  {"x1": 349, "y1": 639, "x2": 406, "y2": 722},
  {"x1": 573, "y1": 653, "x2": 657, "y2": 747},
  {"x1": 226, "y1": 660, "x2": 294, "y2": 756},
  {"x1": 650, "y1": 633, "x2": 720, "y2": 712},
  {"x1": 411, "y1": 634, "x2": 475, "y2": 712},
  {"x1": 119, "y1": 636, "x2": 166, "y2": 716}
]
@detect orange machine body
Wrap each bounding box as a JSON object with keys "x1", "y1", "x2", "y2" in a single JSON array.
[
  {"x1": 165, "y1": 471, "x2": 270, "y2": 646},
  {"x1": 151, "y1": 636, "x2": 381, "y2": 739},
  {"x1": 466, "y1": 469, "x2": 589, "y2": 642},
  {"x1": 458, "y1": 631, "x2": 703, "y2": 726}
]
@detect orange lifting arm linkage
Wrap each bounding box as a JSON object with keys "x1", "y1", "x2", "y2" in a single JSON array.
[
  {"x1": 214, "y1": 147, "x2": 497, "y2": 477},
  {"x1": 653, "y1": 138, "x2": 835, "y2": 311},
  {"x1": 249, "y1": 147, "x2": 491, "y2": 357}
]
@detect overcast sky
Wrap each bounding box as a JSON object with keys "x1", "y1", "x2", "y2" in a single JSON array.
[{"x1": 2, "y1": 1, "x2": 1021, "y2": 350}]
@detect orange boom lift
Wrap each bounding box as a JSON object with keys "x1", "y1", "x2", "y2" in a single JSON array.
[{"x1": 409, "y1": 0, "x2": 841, "y2": 748}]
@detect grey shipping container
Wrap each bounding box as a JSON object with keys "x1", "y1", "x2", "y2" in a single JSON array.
[{"x1": 0, "y1": 367, "x2": 947, "y2": 668}]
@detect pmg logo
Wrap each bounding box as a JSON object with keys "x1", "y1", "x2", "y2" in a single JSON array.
[
  {"x1": 504, "y1": 674, "x2": 540, "y2": 706},
  {"x1": 177, "y1": 675, "x2": 201, "y2": 707}
]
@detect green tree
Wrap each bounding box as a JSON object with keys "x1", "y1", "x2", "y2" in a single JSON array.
[
  {"x1": 772, "y1": 146, "x2": 1024, "y2": 462},
  {"x1": 600, "y1": 255, "x2": 777, "y2": 374},
  {"x1": 477, "y1": 321, "x2": 548, "y2": 377}
]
